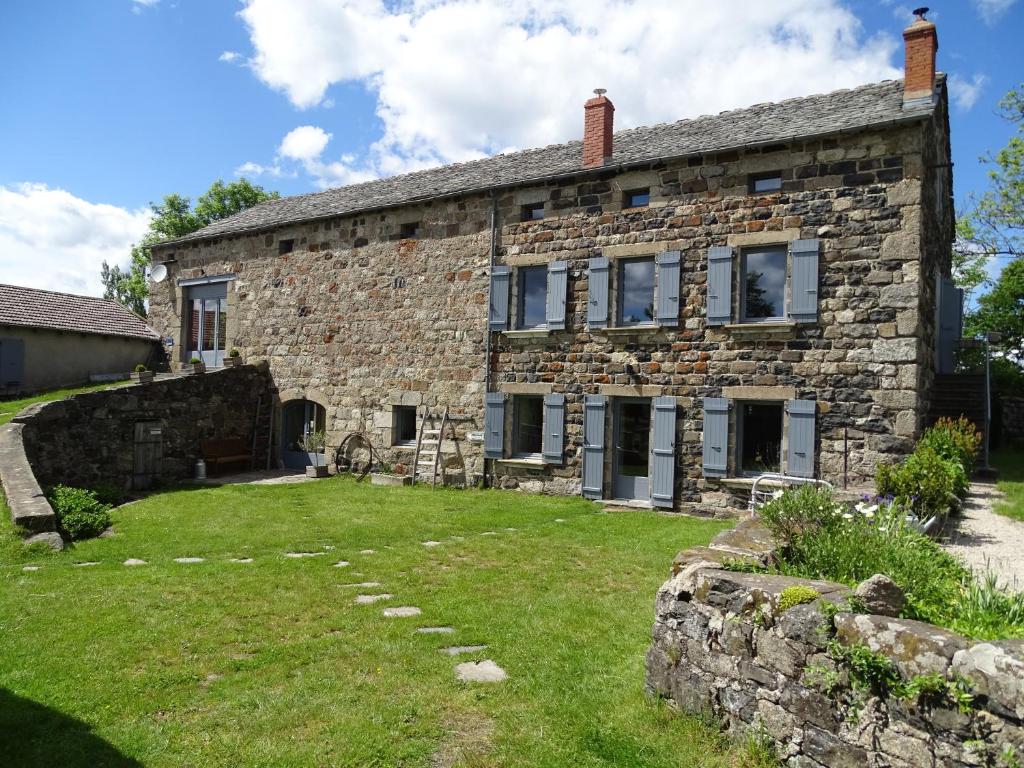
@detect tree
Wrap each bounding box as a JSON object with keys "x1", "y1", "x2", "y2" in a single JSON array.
[
  {"x1": 101, "y1": 179, "x2": 278, "y2": 315},
  {"x1": 965, "y1": 257, "x2": 1024, "y2": 355}
]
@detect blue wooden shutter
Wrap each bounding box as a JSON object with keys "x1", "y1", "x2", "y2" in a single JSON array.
[
  {"x1": 787, "y1": 400, "x2": 816, "y2": 478},
  {"x1": 655, "y1": 251, "x2": 681, "y2": 327},
  {"x1": 937, "y1": 278, "x2": 963, "y2": 374},
  {"x1": 546, "y1": 260, "x2": 568, "y2": 331},
  {"x1": 489, "y1": 266, "x2": 510, "y2": 331},
  {"x1": 650, "y1": 396, "x2": 677, "y2": 508},
  {"x1": 582, "y1": 394, "x2": 606, "y2": 499},
  {"x1": 706, "y1": 246, "x2": 733, "y2": 326},
  {"x1": 484, "y1": 392, "x2": 506, "y2": 459},
  {"x1": 702, "y1": 397, "x2": 729, "y2": 477},
  {"x1": 542, "y1": 393, "x2": 565, "y2": 464},
  {"x1": 587, "y1": 257, "x2": 610, "y2": 328},
  {"x1": 0, "y1": 338, "x2": 25, "y2": 387},
  {"x1": 788, "y1": 239, "x2": 820, "y2": 322}
]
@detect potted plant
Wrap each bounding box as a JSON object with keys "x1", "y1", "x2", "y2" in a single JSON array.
[
  {"x1": 188, "y1": 356, "x2": 206, "y2": 375},
  {"x1": 299, "y1": 429, "x2": 329, "y2": 477},
  {"x1": 132, "y1": 363, "x2": 155, "y2": 384},
  {"x1": 371, "y1": 462, "x2": 412, "y2": 486},
  {"x1": 223, "y1": 348, "x2": 243, "y2": 367}
]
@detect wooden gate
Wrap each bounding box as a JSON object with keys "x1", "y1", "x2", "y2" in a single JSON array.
[{"x1": 133, "y1": 421, "x2": 163, "y2": 489}]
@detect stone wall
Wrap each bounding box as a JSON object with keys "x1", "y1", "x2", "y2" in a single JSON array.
[
  {"x1": 646, "y1": 525, "x2": 1024, "y2": 767},
  {"x1": 146, "y1": 90, "x2": 953, "y2": 513},
  {"x1": 18, "y1": 366, "x2": 271, "y2": 493}
]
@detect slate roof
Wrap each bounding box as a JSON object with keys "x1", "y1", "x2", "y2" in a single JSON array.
[
  {"x1": 0, "y1": 284, "x2": 161, "y2": 341},
  {"x1": 167, "y1": 77, "x2": 940, "y2": 246}
]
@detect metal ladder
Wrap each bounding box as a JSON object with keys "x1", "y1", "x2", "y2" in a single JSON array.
[{"x1": 412, "y1": 406, "x2": 449, "y2": 487}]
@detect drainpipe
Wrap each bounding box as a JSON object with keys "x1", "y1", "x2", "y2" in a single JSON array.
[{"x1": 483, "y1": 193, "x2": 498, "y2": 487}]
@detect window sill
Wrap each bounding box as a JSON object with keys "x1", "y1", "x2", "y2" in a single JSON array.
[
  {"x1": 391, "y1": 443, "x2": 417, "y2": 451},
  {"x1": 496, "y1": 458, "x2": 547, "y2": 469},
  {"x1": 718, "y1": 477, "x2": 787, "y2": 490},
  {"x1": 602, "y1": 324, "x2": 661, "y2": 335},
  {"x1": 723, "y1": 322, "x2": 797, "y2": 337},
  {"x1": 504, "y1": 328, "x2": 551, "y2": 339}
]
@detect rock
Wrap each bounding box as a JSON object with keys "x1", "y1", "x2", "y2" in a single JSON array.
[
  {"x1": 854, "y1": 574, "x2": 906, "y2": 617},
  {"x1": 173, "y1": 557, "x2": 205, "y2": 564},
  {"x1": 422, "y1": 541, "x2": 442, "y2": 547},
  {"x1": 339, "y1": 581, "x2": 381, "y2": 588},
  {"x1": 834, "y1": 613, "x2": 967, "y2": 678},
  {"x1": 72, "y1": 561, "x2": 100, "y2": 567},
  {"x1": 354, "y1": 594, "x2": 392, "y2": 605},
  {"x1": 284, "y1": 552, "x2": 325, "y2": 558},
  {"x1": 417, "y1": 627, "x2": 456, "y2": 634},
  {"x1": 359, "y1": 549, "x2": 376, "y2": 554},
  {"x1": 123, "y1": 558, "x2": 147, "y2": 566},
  {"x1": 382, "y1": 606, "x2": 421, "y2": 618},
  {"x1": 230, "y1": 557, "x2": 254, "y2": 563},
  {"x1": 951, "y1": 641, "x2": 1024, "y2": 721},
  {"x1": 707, "y1": 519, "x2": 778, "y2": 565},
  {"x1": 455, "y1": 660, "x2": 507, "y2": 683},
  {"x1": 333, "y1": 560, "x2": 350, "y2": 567},
  {"x1": 24, "y1": 531, "x2": 63, "y2": 550},
  {"x1": 22, "y1": 565, "x2": 40, "y2": 572}
]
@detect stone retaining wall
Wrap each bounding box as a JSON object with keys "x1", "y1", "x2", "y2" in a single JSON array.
[{"x1": 646, "y1": 523, "x2": 1024, "y2": 767}]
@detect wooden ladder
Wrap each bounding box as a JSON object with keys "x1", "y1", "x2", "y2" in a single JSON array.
[{"x1": 412, "y1": 406, "x2": 449, "y2": 487}]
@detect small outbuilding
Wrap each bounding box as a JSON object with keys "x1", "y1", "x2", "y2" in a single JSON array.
[{"x1": 0, "y1": 283, "x2": 161, "y2": 395}]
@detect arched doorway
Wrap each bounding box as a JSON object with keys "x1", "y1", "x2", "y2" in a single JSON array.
[{"x1": 281, "y1": 399, "x2": 327, "y2": 469}]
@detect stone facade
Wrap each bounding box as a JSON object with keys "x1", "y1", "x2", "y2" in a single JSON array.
[
  {"x1": 147, "y1": 85, "x2": 953, "y2": 515},
  {"x1": 646, "y1": 526, "x2": 1024, "y2": 767}
]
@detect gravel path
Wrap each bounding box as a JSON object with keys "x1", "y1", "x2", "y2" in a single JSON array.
[{"x1": 944, "y1": 482, "x2": 1024, "y2": 590}]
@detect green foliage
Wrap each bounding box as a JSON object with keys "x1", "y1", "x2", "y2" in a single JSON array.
[
  {"x1": 919, "y1": 416, "x2": 983, "y2": 476},
  {"x1": 826, "y1": 640, "x2": 903, "y2": 698},
  {"x1": 966, "y1": 258, "x2": 1024, "y2": 355},
  {"x1": 189, "y1": 356, "x2": 202, "y2": 364},
  {"x1": 778, "y1": 585, "x2": 820, "y2": 612},
  {"x1": 134, "y1": 363, "x2": 148, "y2": 373},
  {"x1": 229, "y1": 348, "x2": 241, "y2": 358},
  {"x1": 722, "y1": 557, "x2": 767, "y2": 573},
  {"x1": 101, "y1": 178, "x2": 278, "y2": 316},
  {"x1": 299, "y1": 429, "x2": 328, "y2": 453},
  {"x1": 735, "y1": 722, "x2": 780, "y2": 768},
  {"x1": 756, "y1": 484, "x2": 842, "y2": 549},
  {"x1": 876, "y1": 446, "x2": 960, "y2": 517},
  {"x1": 46, "y1": 485, "x2": 111, "y2": 540},
  {"x1": 993, "y1": 357, "x2": 1024, "y2": 395},
  {"x1": 89, "y1": 482, "x2": 126, "y2": 507},
  {"x1": 951, "y1": 570, "x2": 1024, "y2": 640},
  {"x1": 902, "y1": 672, "x2": 975, "y2": 714}
]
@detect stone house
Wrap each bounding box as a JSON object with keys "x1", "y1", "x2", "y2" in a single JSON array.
[
  {"x1": 148, "y1": 15, "x2": 960, "y2": 515},
  {"x1": 0, "y1": 283, "x2": 160, "y2": 395}
]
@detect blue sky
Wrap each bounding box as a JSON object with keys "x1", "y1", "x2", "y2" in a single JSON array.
[{"x1": 0, "y1": 0, "x2": 1021, "y2": 296}]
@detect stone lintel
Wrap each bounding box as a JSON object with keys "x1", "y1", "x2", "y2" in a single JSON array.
[
  {"x1": 721, "y1": 386, "x2": 796, "y2": 401},
  {"x1": 599, "y1": 384, "x2": 666, "y2": 398},
  {"x1": 601, "y1": 242, "x2": 668, "y2": 259},
  {"x1": 499, "y1": 383, "x2": 553, "y2": 395},
  {"x1": 505, "y1": 253, "x2": 554, "y2": 267},
  {"x1": 727, "y1": 228, "x2": 802, "y2": 248}
]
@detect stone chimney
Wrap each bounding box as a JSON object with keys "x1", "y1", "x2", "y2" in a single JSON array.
[
  {"x1": 583, "y1": 89, "x2": 614, "y2": 168},
  {"x1": 903, "y1": 8, "x2": 938, "y2": 104}
]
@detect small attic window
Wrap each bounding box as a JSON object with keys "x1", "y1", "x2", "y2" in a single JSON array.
[
  {"x1": 521, "y1": 203, "x2": 545, "y2": 222},
  {"x1": 278, "y1": 239, "x2": 295, "y2": 255},
  {"x1": 399, "y1": 222, "x2": 420, "y2": 239},
  {"x1": 624, "y1": 189, "x2": 650, "y2": 208},
  {"x1": 750, "y1": 173, "x2": 783, "y2": 193}
]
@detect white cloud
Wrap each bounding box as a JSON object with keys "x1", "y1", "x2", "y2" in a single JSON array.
[
  {"x1": 278, "y1": 125, "x2": 332, "y2": 161},
  {"x1": 0, "y1": 184, "x2": 151, "y2": 297},
  {"x1": 949, "y1": 73, "x2": 989, "y2": 111},
  {"x1": 131, "y1": 0, "x2": 159, "y2": 13},
  {"x1": 219, "y1": 51, "x2": 242, "y2": 63},
  {"x1": 972, "y1": 0, "x2": 1018, "y2": 24},
  {"x1": 234, "y1": 0, "x2": 902, "y2": 187}
]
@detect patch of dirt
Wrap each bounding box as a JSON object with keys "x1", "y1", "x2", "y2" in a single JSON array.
[{"x1": 430, "y1": 712, "x2": 495, "y2": 768}]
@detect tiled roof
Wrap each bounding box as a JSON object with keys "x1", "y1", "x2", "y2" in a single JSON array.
[
  {"x1": 167, "y1": 77, "x2": 939, "y2": 245},
  {"x1": 0, "y1": 284, "x2": 160, "y2": 341}
]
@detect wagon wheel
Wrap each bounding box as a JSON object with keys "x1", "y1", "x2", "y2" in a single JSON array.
[{"x1": 335, "y1": 432, "x2": 379, "y2": 481}]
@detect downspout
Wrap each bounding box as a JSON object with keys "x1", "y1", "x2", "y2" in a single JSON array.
[{"x1": 483, "y1": 192, "x2": 498, "y2": 488}]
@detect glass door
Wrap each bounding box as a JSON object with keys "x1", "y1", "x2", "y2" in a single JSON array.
[
  {"x1": 612, "y1": 398, "x2": 651, "y2": 501},
  {"x1": 187, "y1": 286, "x2": 227, "y2": 367}
]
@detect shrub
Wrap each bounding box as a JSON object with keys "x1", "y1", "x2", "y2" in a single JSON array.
[
  {"x1": 47, "y1": 485, "x2": 112, "y2": 540},
  {"x1": 229, "y1": 348, "x2": 241, "y2": 358},
  {"x1": 134, "y1": 363, "x2": 148, "y2": 373},
  {"x1": 950, "y1": 570, "x2": 1024, "y2": 640},
  {"x1": 919, "y1": 416, "x2": 982, "y2": 476},
  {"x1": 189, "y1": 356, "x2": 202, "y2": 364},
  {"x1": 778, "y1": 585, "x2": 820, "y2": 612},
  {"x1": 876, "y1": 446, "x2": 959, "y2": 518}
]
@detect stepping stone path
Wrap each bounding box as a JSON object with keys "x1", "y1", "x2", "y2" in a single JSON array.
[
  {"x1": 22, "y1": 566, "x2": 39, "y2": 572},
  {"x1": 416, "y1": 626, "x2": 455, "y2": 634},
  {"x1": 284, "y1": 552, "x2": 325, "y2": 558},
  {"x1": 359, "y1": 549, "x2": 376, "y2": 555},
  {"x1": 231, "y1": 558, "x2": 254, "y2": 563},
  {"x1": 174, "y1": 557, "x2": 204, "y2": 564},
  {"x1": 422, "y1": 541, "x2": 441, "y2": 547},
  {"x1": 455, "y1": 660, "x2": 506, "y2": 683},
  {"x1": 123, "y1": 559, "x2": 147, "y2": 566},
  {"x1": 382, "y1": 606, "x2": 421, "y2": 618},
  {"x1": 505, "y1": 527, "x2": 517, "y2": 532},
  {"x1": 340, "y1": 581, "x2": 381, "y2": 588},
  {"x1": 442, "y1": 645, "x2": 488, "y2": 656},
  {"x1": 554, "y1": 518, "x2": 566, "y2": 523},
  {"x1": 333, "y1": 561, "x2": 350, "y2": 567},
  {"x1": 73, "y1": 562, "x2": 100, "y2": 567},
  {"x1": 354, "y1": 594, "x2": 392, "y2": 605}
]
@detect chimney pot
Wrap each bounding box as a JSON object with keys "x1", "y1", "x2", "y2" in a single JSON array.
[
  {"x1": 903, "y1": 14, "x2": 938, "y2": 104},
  {"x1": 583, "y1": 90, "x2": 614, "y2": 168}
]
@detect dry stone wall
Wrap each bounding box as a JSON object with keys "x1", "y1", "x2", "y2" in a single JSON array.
[{"x1": 646, "y1": 525, "x2": 1024, "y2": 767}]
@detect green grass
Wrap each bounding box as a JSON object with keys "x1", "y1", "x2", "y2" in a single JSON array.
[
  {"x1": 992, "y1": 449, "x2": 1024, "y2": 522},
  {"x1": 0, "y1": 381, "x2": 122, "y2": 426},
  {"x1": 0, "y1": 477, "x2": 747, "y2": 767}
]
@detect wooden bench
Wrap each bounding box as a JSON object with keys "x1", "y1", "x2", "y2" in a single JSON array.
[{"x1": 200, "y1": 438, "x2": 252, "y2": 473}]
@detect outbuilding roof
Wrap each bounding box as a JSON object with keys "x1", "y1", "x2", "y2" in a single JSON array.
[
  {"x1": 0, "y1": 284, "x2": 161, "y2": 341},
  {"x1": 164, "y1": 77, "x2": 941, "y2": 246}
]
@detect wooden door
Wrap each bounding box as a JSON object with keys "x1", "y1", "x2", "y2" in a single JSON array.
[{"x1": 133, "y1": 421, "x2": 163, "y2": 489}]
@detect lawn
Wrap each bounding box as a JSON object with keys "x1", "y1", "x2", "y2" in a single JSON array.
[
  {"x1": 991, "y1": 449, "x2": 1024, "y2": 522},
  {"x1": 0, "y1": 477, "x2": 745, "y2": 767},
  {"x1": 0, "y1": 381, "x2": 123, "y2": 426}
]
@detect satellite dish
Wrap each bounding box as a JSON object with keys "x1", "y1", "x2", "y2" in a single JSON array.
[{"x1": 151, "y1": 263, "x2": 168, "y2": 283}]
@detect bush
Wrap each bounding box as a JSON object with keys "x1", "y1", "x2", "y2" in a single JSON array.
[
  {"x1": 90, "y1": 482, "x2": 126, "y2": 507},
  {"x1": 876, "y1": 446, "x2": 960, "y2": 518},
  {"x1": 919, "y1": 416, "x2": 982, "y2": 476},
  {"x1": 134, "y1": 363, "x2": 148, "y2": 373},
  {"x1": 992, "y1": 357, "x2": 1024, "y2": 395},
  {"x1": 47, "y1": 485, "x2": 112, "y2": 540}
]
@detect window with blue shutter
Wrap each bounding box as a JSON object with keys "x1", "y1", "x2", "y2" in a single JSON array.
[
  {"x1": 484, "y1": 392, "x2": 506, "y2": 459},
  {"x1": 587, "y1": 257, "x2": 610, "y2": 328},
  {"x1": 706, "y1": 246, "x2": 733, "y2": 326},
  {"x1": 542, "y1": 393, "x2": 565, "y2": 464},
  {"x1": 0, "y1": 338, "x2": 25, "y2": 388},
  {"x1": 489, "y1": 265, "x2": 510, "y2": 331},
  {"x1": 786, "y1": 400, "x2": 816, "y2": 478},
  {"x1": 545, "y1": 260, "x2": 568, "y2": 331},
  {"x1": 788, "y1": 239, "x2": 820, "y2": 322},
  {"x1": 655, "y1": 251, "x2": 681, "y2": 327},
  {"x1": 582, "y1": 394, "x2": 606, "y2": 499},
  {"x1": 650, "y1": 396, "x2": 677, "y2": 508},
  {"x1": 702, "y1": 397, "x2": 729, "y2": 477}
]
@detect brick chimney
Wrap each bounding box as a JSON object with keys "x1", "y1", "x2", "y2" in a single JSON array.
[
  {"x1": 583, "y1": 89, "x2": 614, "y2": 168},
  {"x1": 903, "y1": 8, "x2": 938, "y2": 104}
]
